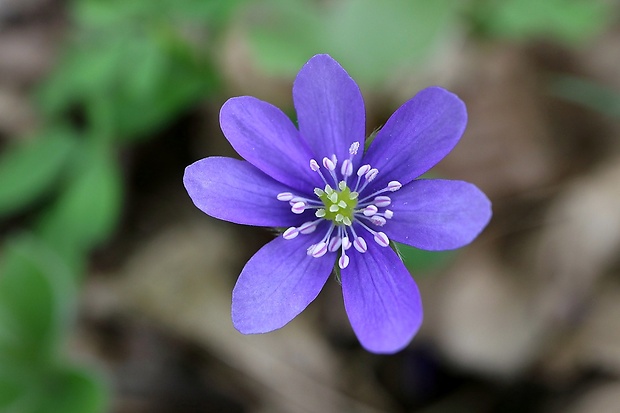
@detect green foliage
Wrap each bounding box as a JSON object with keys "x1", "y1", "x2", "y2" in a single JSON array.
[
  {"x1": 36, "y1": 140, "x2": 122, "y2": 265},
  {"x1": 0, "y1": 236, "x2": 106, "y2": 413},
  {"x1": 0, "y1": 129, "x2": 76, "y2": 218},
  {"x1": 468, "y1": 0, "x2": 612, "y2": 43},
  {"x1": 394, "y1": 242, "x2": 455, "y2": 276},
  {"x1": 37, "y1": 0, "x2": 241, "y2": 142},
  {"x1": 551, "y1": 75, "x2": 620, "y2": 118},
  {"x1": 247, "y1": 0, "x2": 463, "y2": 85}
]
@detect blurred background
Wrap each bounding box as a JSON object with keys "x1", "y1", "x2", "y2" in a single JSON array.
[{"x1": 1, "y1": 0, "x2": 620, "y2": 412}]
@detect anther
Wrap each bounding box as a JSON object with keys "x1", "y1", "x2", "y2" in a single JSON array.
[
  {"x1": 339, "y1": 254, "x2": 350, "y2": 269},
  {"x1": 388, "y1": 181, "x2": 402, "y2": 191},
  {"x1": 365, "y1": 168, "x2": 379, "y2": 181},
  {"x1": 357, "y1": 164, "x2": 371, "y2": 177},
  {"x1": 363, "y1": 205, "x2": 378, "y2": 216},
  {"x1": 322, "y1": 156, "x2": 336, "y2": 171},
  {"x1": 283, "y1": 227, "x2": 299, "y2": 240},
  {"x1": 311, "y1": 242, "x2": 328, "y2": 258},
  {"x1": 349, "y1": 141, "x2": 360, "y2": 155},
  {"x1": 370, "y1": 216, "x2": 387, "y2": 226},
  {"x1": 341, "y1": 159, "x2": 353, "y2": 177},
  {"x1": 342, "y1": 237, "x2": 352, "y2": 250},
  {"x1": 328, "y1": 236, "x2": 342, "y2": 252},
  {"x1": 374, "y1": 232, "x2": 390, "y2": 247},
  {"x1": 374, "y1": 196, "x2": 391, "y2": 207},
  {"x1": 299, "y1": 221, "x2": 318, "y2": 234},
  {"x1": 310, "y1": 159, "x2": 320, "y2": 171},
  {"x1": 277, "y1": 192, "x2": 294, "y2": 201},
  {"x1": 353, "y1": 237, "x2": 368, "y2": 253},
  {"x1": 291, "y1": 201, "x2": 306, "y2": 214},
  {"x1": 384, "y1": 210, "x2": 394, "y2": 219}
]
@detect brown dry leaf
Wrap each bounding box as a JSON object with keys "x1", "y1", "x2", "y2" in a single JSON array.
[
  {"x1": 427, "y1": 247, "x2": 548, "y2": 378},
  {"x1": 571, "y1": 280, "x2": 620, "y2": 376},
  {"x1": 560, "y1": 382, "x2": 620, "y2": 413},
  {"x1": 112, "y1": 219, "x2": 388, "y2": 413},
  {"x1": 439, "y1": 43, "x2": 557, "y2": 198},
  {"x1": 536, "y1": 159, "x2": 620, "y2": 323}
]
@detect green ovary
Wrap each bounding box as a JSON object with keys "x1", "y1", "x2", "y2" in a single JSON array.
[{"x1": 316, "y1": 182, "x2": 358, "y2": 226}]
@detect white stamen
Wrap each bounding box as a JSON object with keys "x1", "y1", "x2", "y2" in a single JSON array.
[
  {"x1": 342, "y1": 236, "x2": 352, "y2": 250},
  {"x1": 374, "y1": 196, "x2": 391, "y2": 207},
  {"x1": 370, "y1": 216, "x2": 387, "y2": 226},
  {"x1": 277, "y1": 192, "x2": 294, "y2": 201},
  {"x1": 299, "y1": 221, "x2": 318, "y2": 234},
  {"x1": 291, "y1": 201, "x2": 306, "y2": 214},
  {"x1": 289, "y1": 196, "x2": 307, "y2": 204},
  {"x1": 311, "y1": 242, "x2": 328, "y2": 258},
  {"x1": 365, "y1": 168, "x2": 379, "y2": 182},
  {"x1": 328, "y1": 236, "x2": 342, "y2": 252},
  {"x1": 339, "y1": 254, "x2": 350, "y2": 269},
  {"x1": 349, "y1": 142, "x2": 360, "y2": 155},
  {"x1": 283, "y1": 227, "x2": 299, "y2": 240},
  {"x1": 363, "y1": 205, "x2": 378, "y2": 216},
  {"x1": 357, "y1": 164, "x2": 371, "y2": 177},
  {"x1": 384, "y1": 210, "x2": 394, "y2": 219},
  {"x1": 353, "y1": 237, "x2": 367, "y2": 253},
  {"x1": 341, "y1": 159, "x2": 353, "y2": 177},
  {"x1": 310, "y1": 159, "x2": 321, "y2": 171},
  {"x1": 388, "y1": 181, "x2": 402, "y2": 191},
  {"x1": 374, "y1": 232, "x2": 390, "y2": 247},
  {"x1": 322, "y1": 156, "x2": 336, "y2": 171},
  {"x1": 307, "y1": 244, "x2": 316, "y2": 255}
]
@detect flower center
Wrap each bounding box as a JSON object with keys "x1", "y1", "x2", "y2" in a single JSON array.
[
  {"x1": 315, "y1": 182, "x2": 358, "y2": 226},
  {"x1": 276, "y1": 142, "x2": 402, "y2": 269}
]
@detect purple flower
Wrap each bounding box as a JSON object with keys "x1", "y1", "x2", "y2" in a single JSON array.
[{"x1": 183, "y1": 54, "x2": 491, "y2": 354}]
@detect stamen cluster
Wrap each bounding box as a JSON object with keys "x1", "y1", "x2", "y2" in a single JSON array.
[{"x1": 276, "y1": 142, "x2": 402, "y2": 269}]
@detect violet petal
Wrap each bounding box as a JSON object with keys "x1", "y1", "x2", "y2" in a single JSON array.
[
  {"x1": 363, "y1": 87, "x2": 467, "y2": 192},
  {"x1": 220, "y1": 96, "x2": 320, "y2": 193},
  {"x1": 232, "y1": 227, "x2": 335, "y2": 333},
  {"x1": 293, "y1": 54, "x2": 365, "y2": 164},
  {"x1": 385, "y1": 179, "x2": 491, "y2": 250},
  {"x1": 341, "y1": 240, "x2": 423, "y2": 354},
  {"x1": 183, "y1": 157, "x2": 309, "y2": 227}
]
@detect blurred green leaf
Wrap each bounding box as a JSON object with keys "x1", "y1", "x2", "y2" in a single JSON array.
[
  {"x1": 0, "y1": 363, "x2": 107, "y2": 413},
  {"x1": 248, "y1": 0, "x2": 462, "y2": 85},
  {"x1": 469, "y1": 0, "x2": 611, "y2": 44},
  {"x1": 32, "y1": 366, "x2": 107, "y2": 413},
  {"x1": 0, "y1": 129, "x2": 76, "y2": 218},
  {"x1": 248, "y1": 0, "x2": 326, "y2": 76},
  {"x1": 38, "y1": 0, "x2": 229, "y2": 142},
  {"x1": 394, "y1": 242, "x2": 455, "y2": 275},
  {"x1": 327, "y1": 0, "x2": 462, "y2": 84},
  {"x1": 550, "y1": 75, "x2": 620, "y2": 118},
  {"x1": 36, "y1": 141, "x2": 122, "y2": 262},
  {"x1": 0, "y1": 235, "x2": 75, "y2": 368}
]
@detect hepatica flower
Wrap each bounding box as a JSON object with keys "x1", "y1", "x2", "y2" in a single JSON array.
[{"x1": 184, "y1": 54, "x2": 491, "y2": 354}]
